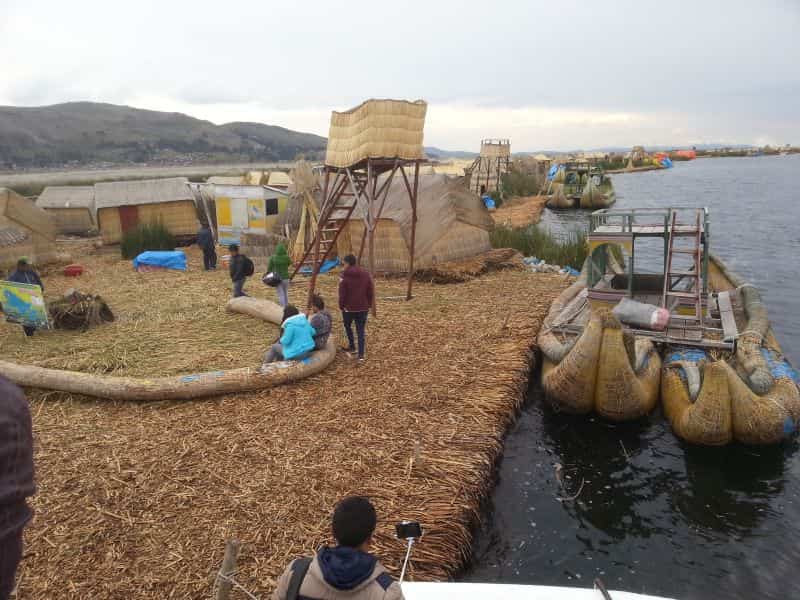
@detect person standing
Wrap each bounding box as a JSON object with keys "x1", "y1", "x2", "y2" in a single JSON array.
[
  {"x1": 228, "y1": 244, "x2": 253, "y2": 298},
  {"x1": 267, "y1": 243, "x2": 291, "y2": 307},
  {"x1": 338, "y1": 254, "x2": 373, "y2": 361},
  {"x1": 6, "y1": 258, "x2": 44, "y2": 337},
  {"x1": 0, "y1": 376, "x2": 36, "y2": 600},
  {"x1": 197, "y1": 223, "x2": 217, "y2": 271}
]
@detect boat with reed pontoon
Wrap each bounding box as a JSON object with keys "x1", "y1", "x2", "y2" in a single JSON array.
[
  {"x1": 542, "y1": 163, "x2": 616, "y2": 210},
  {"x1": 538, "y1": 207, "x2": 800, "y2": 445}
]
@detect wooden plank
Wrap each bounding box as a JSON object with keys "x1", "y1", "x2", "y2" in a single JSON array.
[{"x1": 717, "y1": 291, "x2": 738, "y2": 341}]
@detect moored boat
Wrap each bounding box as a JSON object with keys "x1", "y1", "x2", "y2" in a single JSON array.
[
  {"x1": 542, "y1": 163, "x2": 616, "y2": 209},
  {"x1": 538, "y1": 207, "x2": 800, "y2": 445}
]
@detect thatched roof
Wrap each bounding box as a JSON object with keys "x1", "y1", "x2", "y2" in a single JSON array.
[
  {"x1": 267, "y1": 171, "x2": 292, "y2": 187},
  {"x1": 94, "y1": 178, "x2": 193, "y2": 210},
  {"x1": 207, "y1": 176, "x2": 244, "y2": 185},
  {"x1": 352, "y1": 173, "x2": 493, "y2": 257},
  {"x1": 0, "y1": 227, "x2": 28, "y2": 247},
  {"x1": 36, "y1": 186, "x2": 95, "y2": 210},
  {"x1": 0, "y1": 188, "x2": 57, "y2": 239},
  {"x1": 325, "y1": 99, "x2": 427, "y2": 168}
]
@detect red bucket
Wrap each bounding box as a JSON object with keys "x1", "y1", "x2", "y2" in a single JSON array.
[{"x1": 63, "y1": 264, "x2": 84, "y2": 277}]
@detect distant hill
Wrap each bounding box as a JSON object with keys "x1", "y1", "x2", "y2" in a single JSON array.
[
  {"x1": 0, "y1": 102, "x2": 327, "y2": 168},
  {"x1": 425, "y1": 146, "x2": 477, "y2": 160}
]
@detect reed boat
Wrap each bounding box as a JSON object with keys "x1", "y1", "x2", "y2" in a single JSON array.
[
  {"x1": 543, "y1": 163, "x2": 616, "y2": 210},
  {"x1": 538, "y1": 207, "x2": 800, "y2": 446}
]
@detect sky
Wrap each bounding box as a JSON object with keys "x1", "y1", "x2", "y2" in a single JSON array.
[{"x1": 1, "y1": 0, "x2": 799, "y2": 151}]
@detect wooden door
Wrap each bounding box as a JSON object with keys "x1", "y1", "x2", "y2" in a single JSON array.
[{"x1": 118, "y1": 205, "x2": 139, "y2": 233}]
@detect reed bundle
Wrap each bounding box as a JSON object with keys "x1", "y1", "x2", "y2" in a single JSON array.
[
  {"x1": 8, "y1": 239, "x2": 567, "y2": 598},
  {"x1": 490, "y1": 195, "x2": 548, "y2": 229}
]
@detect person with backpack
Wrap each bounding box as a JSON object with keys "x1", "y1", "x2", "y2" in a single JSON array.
[
  {"x1": 266, "y1": 243, "x2": 291, "y2": 307},
  {"x1": 228, "y1": 244, "x2": 254, "y2": 298},
  {"x1": 262, "y1": 305, "x2": 316, "y2": 364},
  {"x1": 271, "y1": 496, "x2": 403, "y2": 600},
  {"x1": 309, "y1": 293, "x2": 332, "y2": 351}
]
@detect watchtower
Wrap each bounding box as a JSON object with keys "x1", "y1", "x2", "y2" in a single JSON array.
[
  {"x1": 467, "y1": 139, "x2": 511, "y2": 195},
  {"x1": 292, "y1": 99, "x2": 427, "y2": 307}
]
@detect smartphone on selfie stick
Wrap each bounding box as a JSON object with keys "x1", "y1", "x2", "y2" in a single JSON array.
[{"x1": 395, "y1": 520, "x2": 423, "y2": 584}]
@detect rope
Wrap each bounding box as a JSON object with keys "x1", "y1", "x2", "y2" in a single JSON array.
[{"x1": 215, "y1": 571, "x2": 261, "y2": 600}]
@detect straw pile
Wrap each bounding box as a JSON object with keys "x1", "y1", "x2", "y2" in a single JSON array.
[
  {"x1": 48, "y1": 290, "x2": 114, "y2": 330},
  {"x1": 491, "y1": 195, "x2": 548, "y2": 228},
  {"x1": 8, "y1": 240, "x2": 567, "y2": 599},
  {"x1": 414, "y1": 248, "x2": 524, "y2": 283}
]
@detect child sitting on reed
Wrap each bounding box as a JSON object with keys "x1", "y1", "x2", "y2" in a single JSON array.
[
  {"x1": 309, "y1": 293, "x2": 332, "y2": 351},
  {"x1": 263, "y1": 305, "x2": 316, "y2": 364}
]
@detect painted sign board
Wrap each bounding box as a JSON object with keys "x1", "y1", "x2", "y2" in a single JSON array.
[{"x1": 0, "y1": 281, "x2": 49, "y2": 329}]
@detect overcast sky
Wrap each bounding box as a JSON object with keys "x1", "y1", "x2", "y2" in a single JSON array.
[{"x1": 2, "y1": 0, "x2": 798, "y2": 151}]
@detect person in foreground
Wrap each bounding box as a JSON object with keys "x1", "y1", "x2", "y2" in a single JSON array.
[
  {"x1": 263, "y1": 305, "x2": 316, "y2": 364},
  {"x1": 228, "y1": 244, "x2": 253, "y2": 298},
  {"x1": 267, "y1": 243, "x2": 291, "y2": 307},
  {"x1": 338, "y1": 255, "x2": 373, "y2": 362},
  {"x1": 6, "y1": 258, "x2": 44, "y2": 337},
  {"x1": 0, "y1": 376, "x2": 36, "y2": 600},
  {"x1": 309, "y1": 293, "x2": 332, "y2": 351},
  {"x1": 197, "y1": 223, "x2": 217, "y2": 271},
  {"x1": 272, "y1": 496, "x2": 403, "y2": 600}
]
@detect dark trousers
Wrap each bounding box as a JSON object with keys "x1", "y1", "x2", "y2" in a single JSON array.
[
  {"x1": 0, "y1": 529, "x2": 23, "y2": 600},
  {"x1": 22, "y1": 326, "x2": 35, "y2": 337},
  {"x1": 232, "y1": 279, "x2": 247, "y2": 298},
  {"x1": 342, "y1": 311, "x2": 368, "y2": 358},
  {"x1": 202, "y1": 247, "x2": 217, "y2": 270}
]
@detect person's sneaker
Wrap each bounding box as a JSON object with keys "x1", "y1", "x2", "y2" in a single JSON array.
[{"x1": 357, "y1": 356, "x2": 365, "y2": 363}]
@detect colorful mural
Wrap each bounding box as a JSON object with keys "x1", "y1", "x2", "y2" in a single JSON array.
[{"x1": 0, "y1": 281, "x2": 49, "y2": 328}]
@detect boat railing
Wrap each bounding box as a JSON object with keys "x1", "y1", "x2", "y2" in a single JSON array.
[{"x1": 590, "y1": 207, "x2": 708, "y2": 234}]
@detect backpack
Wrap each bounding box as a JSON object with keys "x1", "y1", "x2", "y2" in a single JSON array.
[
  {"x1": 242, "y1": 256, "x2": 255, "y2": 277},
  {"x1": 286, "y1": 557, "x2": 312, "y2": 600}
]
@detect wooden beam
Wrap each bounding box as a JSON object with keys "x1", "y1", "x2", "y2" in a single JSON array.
[
  {"x1": 406, "y1": 161, "x2": 420, "y2": 301},
  {"x1": 214, "y1": 539, "x2": 240, "y2": 600}
]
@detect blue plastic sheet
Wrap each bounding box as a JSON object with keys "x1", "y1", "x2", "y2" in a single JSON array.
[
  {"x1": 132, "y1": 250, "x2": 187, "y2": 271},
  {"x1": 760, "y1": 347, "x2": 800, "y2": 384},
  {"x1": 660, "y1": 157, "x2": 674, "y2": 168},
  {"x1": 482, "y1": 195, "x2": 496, "y2": 209},
  {"x1": 547, "y1": 164, "x2": 561, "y2": 180},
  {"x1": 667, "y1": 348, "x2": 707, "y2": 364},
  {"x1": 299, "y1": 257, "x2": 339, "y2": 275}
]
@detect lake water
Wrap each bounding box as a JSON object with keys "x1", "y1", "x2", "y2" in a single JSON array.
[{"x1": 466, "y1": 155, "x2": 800, "y2": 599}]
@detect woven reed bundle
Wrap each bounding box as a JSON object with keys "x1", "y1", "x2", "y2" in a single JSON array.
[
  {"x1": 546, "y1": 183, "x2": 572, "y2": 209},
  {"x1": 325, "y1": 99, "x2": 427, "y2": 168},
  {"x1": 48, "y1": 291, "x2": 115, "y2": 331},
  {"x1": 491, "y1": 195, "x2": 548, "y2": 228},
  {"x1": 6, "y1": 239, "x2": 568, "y2": 598}
]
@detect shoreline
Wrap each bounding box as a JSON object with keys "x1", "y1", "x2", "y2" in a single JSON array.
[
  {"x1": 11, "y1": 244, "x2": 567, "y2": 597},
  {"x1": 605, "y1": 164, "x2": 664, "y2": 174}
]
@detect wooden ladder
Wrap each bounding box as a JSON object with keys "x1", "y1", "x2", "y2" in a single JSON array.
[
  {"x1": 662, "y1": 209, "x2": 704, "y2": 331},
  {"x1": 289, "y1": 175, "x2": 363, "y2": 280}
]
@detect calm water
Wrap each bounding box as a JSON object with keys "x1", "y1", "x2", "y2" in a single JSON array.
[{"x1": 466, "y1": 156, "x2": 800, "y2": 599}]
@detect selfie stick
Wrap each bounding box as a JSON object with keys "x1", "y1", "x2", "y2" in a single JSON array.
[{"x1": 399, "y1": 537, "x2": 415, "y2": 584}]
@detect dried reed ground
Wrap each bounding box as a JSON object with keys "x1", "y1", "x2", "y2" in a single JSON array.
[{"x1": 4, "y1": 243, "x2": 566, "y2": 599}]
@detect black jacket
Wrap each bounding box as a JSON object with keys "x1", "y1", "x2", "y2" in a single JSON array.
[
  {"x1": 229, "y1": 254, "x2": 247, "y2": 281},
  {"x1": 197, "y1": 227, "x2": 214, "y2": 251},
  {"x1": 0, "y1": 376, "x2": 35, "y2": 538}
]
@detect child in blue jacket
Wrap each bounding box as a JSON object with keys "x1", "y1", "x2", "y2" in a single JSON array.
[{"x1": 263, "y1": 305, "x2": 317, "y2": 364}]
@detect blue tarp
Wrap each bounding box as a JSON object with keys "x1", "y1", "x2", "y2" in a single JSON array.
[
  {"x1": 482, "y1": 195, "x2": 496, "y2": 209},
  {"x1": 760, "y1": 347, "x2": 800, "y2": 385},
  {"x1": 547, "y1": 164, "x2": 561, "y2": 180},
  {"x1": 299, "y1": 257, "x2": 339, "y2": 275},
  {"x1": 660, "y1": 157, "x2": 674, "y2": 169},
  {"x1": 133, "y1": 250, "x2": 187, "y2": 271}
]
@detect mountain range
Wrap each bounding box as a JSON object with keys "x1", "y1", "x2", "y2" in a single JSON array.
[{"x1": 0, "y1": 102, "x2": 327, "y2": 168}]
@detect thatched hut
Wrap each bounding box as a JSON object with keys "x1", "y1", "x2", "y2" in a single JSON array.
[
  {"x1": 35, "y1": 186, "x2": 96, "y2": 235},
  {"x1": 0, "y1": 188, "x2": 57, "y2": 271},
  {"x1": 94, "y1": 178, "x2": 198, "y2": 244},
  {"x1": 337, "y1": 174, "x2": 493, "y2": 273}
]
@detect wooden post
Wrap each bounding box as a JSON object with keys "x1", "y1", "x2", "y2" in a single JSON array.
[
  {"x1": 214, "y1": 539, "x2": 241, "y2": 600},
  {"x1": 306, "y1": 169, "x2": 331, "y2": 309},
  {"x1": 406, "y1": 161, "x2": 420, "y2": 301}
]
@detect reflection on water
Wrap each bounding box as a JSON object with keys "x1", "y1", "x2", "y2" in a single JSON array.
[{"x1": 467, "y1": 156, "x2": 800, "y2": 599}]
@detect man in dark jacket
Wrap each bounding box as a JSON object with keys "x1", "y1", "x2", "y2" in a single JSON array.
[
  {"x1": 228, "y1": 244, "x2": 249, "y2": 298},
  {"x1": 338, "y1": 255, "x2": 374, "y2": 361},
  {"x1": 197, "y1": 223, "x2": 217, "y2": 271},
  {"x1": 6, "y1": 259, "x2": 44, "y2": 337},
  {"x1": 272, "y1": 496, "x2": 403, "y2": 600},
  {"x1": 0, "y1": 376, "x2": 35, "y2": 600}
]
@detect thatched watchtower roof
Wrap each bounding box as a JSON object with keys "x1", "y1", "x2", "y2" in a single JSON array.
[{"x1": 325, "y1": 99, "x2": 427, "y2": 168}]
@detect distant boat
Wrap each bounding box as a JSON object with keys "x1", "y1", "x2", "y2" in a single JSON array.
[{"x1": 542, "y1": 163, "x2": 616, "y2": 209}]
